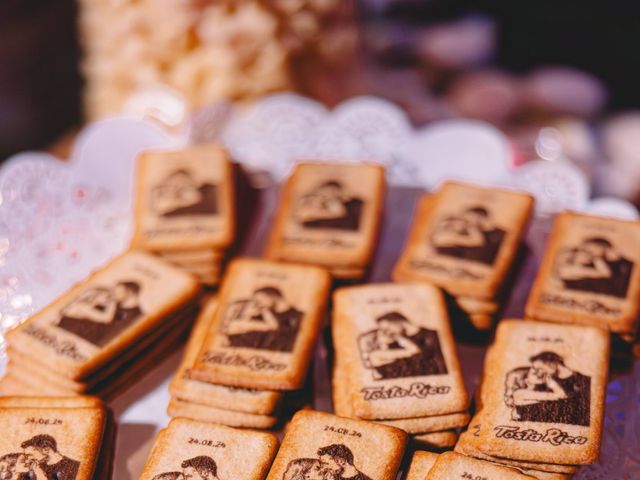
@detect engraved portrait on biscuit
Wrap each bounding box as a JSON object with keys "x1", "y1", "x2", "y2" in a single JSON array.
[
  {"x1": 504, "y1": 351, "x2": 591, "y2": 426},
  {"x1": 553, "y1": 237, "x2": 633, "y2": 298},
  {"x1": 357, "y1": 311, "x2": 447, "y2": 380},
  {"x1": 0, "y1": 434, "x2": 80, "y2": 480},
  {"x1": 56, "y1": 280, "x2": 144, "y2": 347},
  {"x1": 283, "y1": 444, "x2": 371, "y2": 480},
  {"x1": 220, "y1": 287, "x2": 303, "y2": 352},
  {"x1": 151, "y1": 169, "x2": 218, "y2": 218},
  {"x1": 430, "y1": 205, "x2": 505, "y2": 265},
  {"x1": 293, "y1": 180, "x2": 364, "y2": 231},
  {"x1": 152, "y1": 456, "x2": 220, "y2": 480}
]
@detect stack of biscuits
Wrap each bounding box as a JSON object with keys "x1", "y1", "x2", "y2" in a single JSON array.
[
  {"x1": 0, "y1": 395, "x2": 116, "y2": 480},
  {"x1": 456, "y1": 320, "x2": 609, "y2": 480},
  {"x1": 526, "y1": 211, "x2": 640, "y2": 346},
  {"x1": 0, "y1": 250, "x2": 200, "y2": 399},
  {"x1": 132, "y1": 144, "x2": 235, "y2": 287},
  {"x1": 332, "y1": 283, "x2": 470, "y2": 450},
  {"x1": 394, "y1": 181, "x2": 534, "y2": 330},
  {"x1": 167, "y1": 258, "x2": 331, "y2": 429},
  {"x1": 265, "y1": 162, "x2": 386, "y2": 282},
  {"x1": 407, "y1": 451, "x2": 554, "y2": 480},
  {"x1": 140, "y1": 417, "x2": 279, "y2": 480}
]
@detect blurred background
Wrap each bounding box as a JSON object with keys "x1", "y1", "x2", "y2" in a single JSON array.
[{"x1": 3, "y1": 0, "x2": 640, "y2": 201}]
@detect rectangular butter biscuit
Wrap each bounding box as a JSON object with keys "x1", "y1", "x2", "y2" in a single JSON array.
[
  {"x1": 264, "y1": 162, "x2": 385, "y2": 270},
  {"x1": 140, "y1": 418, "x2": 279, "y2": 480},
  {"x1": 265, "y1": 410, "x2": 407, "y2": 480},
  {"x1": 333, "y1": 283, "x2": 468, "y2": 420},
  {"x1": 190, "y1": 258, "x2": 331, "y2": 390},
  {"x1": 0, "y1": 407, "x2": 106, "y2": 480},
  {"x1": 526, "y1": 211, "x2": 640, "y2": 336},
  {"x1": 5, "y1": 250, "x2": 199, "y2": 381},
  {"x1": 132, "y1": 144, "x2": 235, "y2": 251},
  {"x1": 393, "y1": 182, "x2": 534, "y2": 300},
  {"x1": 406, "y1": 451, "x2": 439, "y2": 480},
  {"x1": 460, "y1": 320, "x2": 609, "y2": 465}
]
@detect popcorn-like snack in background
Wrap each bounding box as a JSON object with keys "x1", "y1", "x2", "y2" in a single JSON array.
[{"x1": 78, "y1": 0, "x2": 358, "y2": 118}]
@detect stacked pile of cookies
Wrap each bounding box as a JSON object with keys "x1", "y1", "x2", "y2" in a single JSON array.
[
  {"x1": 456, "y1": 320, "x2": 609, "y2": 480},
  {"x1": 132, "y1": 144, "x2": 236, "y2": 286},
  {"x1": 332, "y1": 283, "x2": 470, "y2": 450},
  {"x1": 265, "y1": 162, "x2": 386, "y2": 282},
  {"x1": 0, "y1": 251, "x2": 199, "y2": 399},
  {"x1": 167, "y1": 258, "x2": 331, "y2": 429},
  {"x1": 526, "y1": 211, "x2": 640, "y2": 346},
  {"x1": 407, "y1": 451, "x2": 549, "y2": 480},
  {"x1": 0, "y1": 395, "x2": 116, "y2": 480},
  {"x1": 140, "y1": 417, "x2": 279, "y2": 480},
  {"x1": 394, "y1": 181, "x2": 534, "y2": 330}
]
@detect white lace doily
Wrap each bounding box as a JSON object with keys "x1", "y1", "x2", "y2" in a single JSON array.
[{"x1": 1, "y1": 91, "x2": 638, "y2": 479}]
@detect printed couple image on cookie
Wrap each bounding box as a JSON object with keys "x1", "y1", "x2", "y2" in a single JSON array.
[
  {"x1": 0, "y1": 399, "x2": 112, "y2": 480},
  {"x1": 357, "y1": 310, "x2": 447, "y2": 381},
  {"x1": 56, "y1": 280, "x2": 144, "y2": 348},
  {"x1": 266, "y1": 410, "x2": 406, "y2": 480},
  {"x1": 527, "y1": 211, "x2": 640, "y2": 339},
  {"x1": 456, "y1": 320, "x2": 609, "y2": 472},
  {"x1": 505, "y1": 351, "x2": 590, "y2": 426},
  {"x1": 141, "y1": 418, "x2": 279, "y2": 480},
  {"x1": 265, "y1": 162, "x2": 385, "y2": 280},
  {"x1": 132, "y1": 144, "x2": 235, "y2": 286},
  {"x1": 394, "y1": 181, "x2": 534, "y2": 330},
  {"x1": 3, "y1": 251, "x2": 199, "y2": 396},
  {"x1": 190, "y1": 258, "x2": 331, "y2": 391}
]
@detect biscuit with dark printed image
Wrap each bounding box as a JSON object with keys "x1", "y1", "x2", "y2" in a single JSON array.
[
  {"x1": 265, "y1": 410, "x2": 407, "y2": 480},
  {"x1": 190, "y1": 258, "x2": 331, "y2": 390},
  {"x1": 170, "y1": 297, "x2": 283, "y2": 415},
  {"x1": 5, "y1": 250, "x2": 199, "y2": 381},
  {"x1": 0, "y1": 407, "x2": 107, "y2": 480},
  {"x1": 393, "y1": 182, "x2": 533, "y2": 300},
  {"x1": 458, "y1": 320, "x2": 609, "y2": 466},
  {"x1": 526, "y1": 211, "x2": 640, "y2": 337},
  {"x1": 132, "y1": 144, "x2": 235, "y2": 252},
  {"x1": 264, "y1": 162, "x2": 385, "y2": 278},
  {"x1": 405, "y1": 451, "x2": 439, "y2": 480},
  {"x1": 141, "y1": 418, "x2": 278, "y2": 480},
  {"x1": 425, "y1": 452, "x2": 536, "y2": 479},
  {"x1": 333, "y1": 283, "x2": 468, "y2": 420}
]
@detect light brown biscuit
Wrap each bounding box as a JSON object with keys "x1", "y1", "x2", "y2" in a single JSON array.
[
  {"x1": 411, "y1": 430, "x2": 458, "y2": 449},
  {"x1": 454, "y1": 439, "x2": 578, "y2": 474},
  {"x1": 6, "y1": 301, "x2": 196, "y2": 392},
  {"x1": 170, "y1": 297, "x2": 283, "y2": 415},
  {"x1": 329, "y1": 266, "x2": 366, "y2": 280},
  {"x1": 265, "y1": 410, "x2": 407, "y2": 480},
  {"x1": 405, "y1": 451, "x2": 440, "y2": 480},
  {"x1": 333, "y1": 283, "x2": 469, "y2": 420},
  {"x1": 0, "y1": 407, "x2": 106, "y2": 480},
  {"x1": 426, "y1": 452, "x2": 536, "y2": 479},
  {"x1": 0, "y1": 395, "x2": 103, "y2": 409},
  {"x1": 526, "y1": 211, "x2": 640, "y2": 336},
  {"x1": 132, "y1": 144, "x2": 235, "y2": 252},
  {"x1": 468, "y1": 312, "x2": 494, "y2": 331},
  {"x1": 167, "y1": 399, "x2": 279, "y2": 430},
  {"x1": 264, "y1": 162, "x2": 386, "y2": 271},
  {"x1": 332, "y1": 339, "x2": 470, "y2": 433},
  {"x1": 460, "y1": 320, "x2": 609, "y2": 465},
  {"x1": 393, "y1": 182, "x2": 534, "y2": 300},
  {"x1": 6, "y1": 250, "x2": 199, "y2": 381},
  {"x1": 190, "y1": 258, "x2": 331, "y2": 390},
  {"x1": 140, "y1": 418, "x2": 279, "y2": 480}
]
